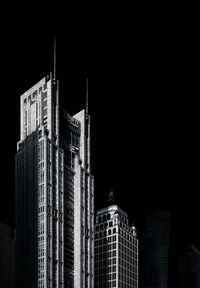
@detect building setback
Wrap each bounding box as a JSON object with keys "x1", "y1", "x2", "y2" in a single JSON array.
[
  {"x1": 16, "y1": 72, "x2": 94, "y2": 288},
  {"x1": 0, "y1": 222, "x2": 15, "y2": 288},
  {"x1": 94, "y1": 191, "x2": 138, "y2": 288}
]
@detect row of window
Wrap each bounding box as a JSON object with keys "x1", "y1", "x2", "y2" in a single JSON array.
[
  {"x1": 119, "y1": 242, "x2": 137, "y2": 252},
  {"x1": 95, "y1": 250, "x2": 117, "y2": 260},
  {"x1": 95, "y1": 242, "x2": 116, "y2": 253},
  {"x1": 95, "y1": 236, "x2": 116, "y2": 248},
  {"x1": 95, "y1": 257, "x2": 117, "y2": 266},
  {"x1": 95, "y1": 280, "x2": 116, "y2": 287},
  {"x1": 38, "y1": 206, "x2": 45, "y2": 213},
  {"x1": 95, "y1": 239, "x2": 138, "y2": 257},
  {"x1": 23, "y1": 84, "x2": 47, "y2": 105},
  {"x1": 119, "y1": 258, "x2": 138, "y2": 269},
  {"x1": 96, "y1": 212, "x2": 128, "y2": 225},
  {"x1": 95, "y1": 228, "x2": 137, "y2": 242},
  {"x1": 118, "y1": 251, "x2": 138, "y2": 263},
  {"x1": 95, "y1": 256, "x2": 137, "y2": 269},
  {"x1": 96, "y1": 220, "x2": 133, "y2": 233},
  {"x1": 95, "y1": 279, "x2": 137, "y2": 288},
  {"x1": 38, "y1": 141, "x2": 45, "y2": 162},
  {"x1": 119, "y1": 232, "x2": 137, "y2": 243},
  {"x1": 94, "y1": 264, "x2": 116, "y2": 273},
  {"x1": 95, "y1": 229, "x2": 116, "y2": 239},
  {"x1": 119, "y1": 277, "x2": 138, "y2": 286},
  {"x1": 95, "y1": 220, "x2": 115, "y2": 231},
  {"x1": 96, "y1": 214, "x2": 111, "y2": 224}
]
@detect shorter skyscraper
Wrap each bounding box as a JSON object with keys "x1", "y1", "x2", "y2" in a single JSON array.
[
  {"x1": 94, "y1": 190, "x2": 138, "y2": 288},
  {"x1": 178, "y1": 244, "x2": 200, "y2": 288},
  {"x1": 0, "y1": 222, "x2": 15, "y2": 288}
]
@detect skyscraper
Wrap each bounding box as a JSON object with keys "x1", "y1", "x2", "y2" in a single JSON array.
[
  {"x1": 140, "y1": 210, "x2": 171, "y2": 288},
  {"x1": 94, "y1": 190, "x2": 138, "y2": 288},
  {"x1": 178, "y1": 244, "x2": 200, "y2": 288},
  {"x1": 16, "y1": 68, "x2": 94, "y2": 286},
  {"x1": 60, "y1": 97, "x2": 94, "y2": 288},
  {"x1": 16, "y1": 73, "x2": 63, "y2": 288},
  {"x1": 0, "y1": 222, "x2": 15, "y2": 288}
]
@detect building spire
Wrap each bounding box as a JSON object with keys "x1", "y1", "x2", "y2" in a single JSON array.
[
  {"x1": 53, "y1": 37, "x2": 56, "y2": 81},
  {"x1": 86, "y1": 77, "x2": 88, "y2": 116},
  {"x1": 107, "y1": 188, "x2": 115, "y2": 206}
]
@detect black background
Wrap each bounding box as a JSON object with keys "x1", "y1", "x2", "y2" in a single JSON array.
[{"x1": 0, "y1": 6, "x2": 199, "y2": 276}]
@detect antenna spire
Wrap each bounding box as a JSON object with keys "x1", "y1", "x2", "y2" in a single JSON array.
[
  {"x1": 86, "y1": 77, "x2": 88, "y2": 115},
  {"x1": 53, "y1": 37, "x2": 56, "y2": 80}
]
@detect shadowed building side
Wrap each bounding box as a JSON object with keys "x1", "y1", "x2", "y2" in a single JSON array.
[
  {"x1": 140, "y1": 210, "x2": 171, "y2": 288},
  {"x1": 0, "y1": 223, "x2": 15, "y2": 288},
  {"x1": 178, "y1": 244, "x2": 200, "y2": 288}
]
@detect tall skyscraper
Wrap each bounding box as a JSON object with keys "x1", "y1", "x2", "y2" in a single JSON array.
[
  {"x1": 178, "y1": 244, "x2": 200, "y2": 288},
  {"x1": 16, "y1": 68, "x2": 94, "y2": 287},
  {"x1": 140, "y1": 210, "x2": 171, "y2": 288},
  {"x1": 0, "y1": 222, "x2": 15, "y2": 288},
  {"x1": 94, "y1": 190, "x2": 139, "y2": 288}
]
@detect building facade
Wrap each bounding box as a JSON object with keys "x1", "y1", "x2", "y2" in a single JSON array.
[
  {"x1": 140, "y1": 210, "x2": 171, "y2": 288},
  {"x1": 60, "y1": 108, "x2": 94, "y2": 288},
  {"x1": 16, "y1": 73, "x2": 94, "y2": 288},
  {"x1": 94, "y1": 192, "x2": 138, "y2": 288},
  {"x1": 178, "y1": 244, "x2": 200, "y2": 288},
  {"x1": 0, "y1": 223, "x2": 15, "y2": 288}
]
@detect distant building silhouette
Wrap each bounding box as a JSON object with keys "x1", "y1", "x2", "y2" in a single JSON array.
[
  {"x1": 178, "y1": 244, "x2": 200, "y2": 288},
  {"x1": 140, "y1": 210, "x2": 171, "y2": 288},
  {"x1": 0, "y1": 222, "x2": 15, "y2": 288},
  {"x1": 94, "y1": 190, "x2": 138, "y2": 288}
]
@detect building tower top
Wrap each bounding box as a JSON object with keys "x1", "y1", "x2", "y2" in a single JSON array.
[
  {"x1": 53, "y1": 36, "x2": 56, "y2": 81},
  {"x1": 86, "y1": 77, "x2": 88, "y2": 117},
  {"x1": 106, "y1": 188, "x2": 115, "y2": 206}
]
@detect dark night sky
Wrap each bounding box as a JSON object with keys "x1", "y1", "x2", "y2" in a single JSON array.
[{"x1": 0, "y1": 10, "x2": 199, "y2": 257}]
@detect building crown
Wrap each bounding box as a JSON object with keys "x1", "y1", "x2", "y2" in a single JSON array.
[{"x1": 106, "y1": 188, "x2": 115, "y2": 206}]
